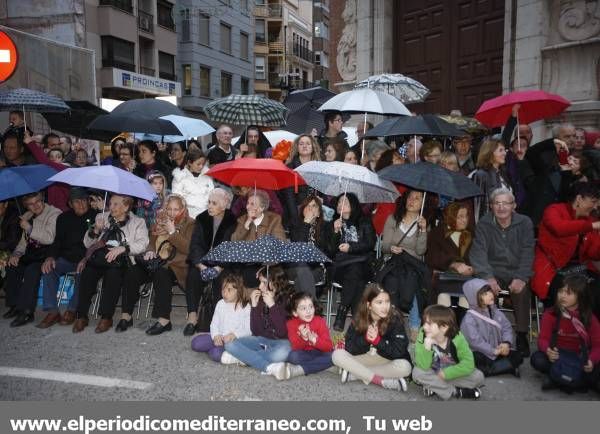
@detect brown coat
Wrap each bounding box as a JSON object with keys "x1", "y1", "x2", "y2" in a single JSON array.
[
  {"x1": 149, "y1": 216, "x2": 195, "y2": 286},
  {"x1": 425, "y1": 225, "x2": 472, "y2": 272},
  {"x1": 231, "y1": 211, "x2": 287, "y2": 242}
]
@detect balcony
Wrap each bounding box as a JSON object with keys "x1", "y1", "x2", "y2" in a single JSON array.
[
  {"x1": 268, "y1": 35, "x2": 284, "y2": 54},
  {"x1": 140, "y1": 66, "x2": 155, "y2": 76},
  {"x1": 290, "y1": 42, "x2": 313, "y2": 63},
  {"x1": 99, "y1": 0, "x2": 133, "y2": 14},
  {"x1": 138, "y1": 10, "x2": 153, "y2": 33},
  {"x1": 102, "y1": 58, "x2": 135, "y2": 72},
  {"x1": 159, "y1": 71, "x2": 177, "y2": 81}
]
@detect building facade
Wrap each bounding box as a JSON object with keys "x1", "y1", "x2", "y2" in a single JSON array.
[
  {"x1": 253, "y1": 0, "x2": 315, "y2": 100},
  {"x1": 176, "y1": 0, "x2": 254, "y2": 115}
]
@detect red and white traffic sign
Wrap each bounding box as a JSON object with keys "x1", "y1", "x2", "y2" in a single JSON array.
[{"x1": 0, "y1": 30, "x2": 18, "y2": 82}]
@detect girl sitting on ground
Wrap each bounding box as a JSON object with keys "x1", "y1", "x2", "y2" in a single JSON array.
[
  {"x1": 413, "y1": 304, "x2": 484, "y2": 400},
  {"x1": 223, "y1": 266, "x2": 293, "y2": 380},
  {"x1": 284, "y1": 292, "x2": 333, "y2": 379},
  {"x1": 460, "y1": 278, "x2": 523, "y2": 377},
  {"x1": 332, "y1": 284, "x2": 412, "y2": 392},
  {"x1": 191, "y1": 273, "x2": 251, "y2": 363}
]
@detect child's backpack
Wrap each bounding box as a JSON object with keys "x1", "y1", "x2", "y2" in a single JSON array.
[{"x1": 548, "y1": 310, "x2": 590, "y2": 388}]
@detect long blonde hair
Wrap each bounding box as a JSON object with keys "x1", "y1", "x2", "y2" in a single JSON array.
[{"x1": 286, "y1": 134, "x2": 321, "y2": 164}]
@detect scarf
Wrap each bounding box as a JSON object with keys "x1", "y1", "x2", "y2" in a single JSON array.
[{"x1": 444, "y1": 227, "x2": 472, "y2": 259}]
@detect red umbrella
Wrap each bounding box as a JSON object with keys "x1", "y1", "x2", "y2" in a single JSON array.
[
  {"x1": 205, "y1": 158, "x2": 305, "y2": 192},
  {"x1": 475, "y1": 90, "x2": 571, "y2": 128}
]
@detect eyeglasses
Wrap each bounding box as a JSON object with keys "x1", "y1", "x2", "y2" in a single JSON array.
[{"x1": 492, "y1": 201, "x2": 514, "y2": 207}]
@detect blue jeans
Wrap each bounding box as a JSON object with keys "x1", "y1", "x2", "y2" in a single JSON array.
[
  {"x1": 41, "y1": 257, "x2": 78, "y2": 312},
  {"x1": 408, "y1": 295, "x2": 421, "y2": 329},
  {"x1": 287, "y1": 350, "x2": 333, "y2": 375},
  {"x1": 224, "y1": 336, "x2": 291, "y2": 372}
]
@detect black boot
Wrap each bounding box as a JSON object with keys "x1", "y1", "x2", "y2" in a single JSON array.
[
  {"x1": 486, "y1": 357, "x2": 516, "y2": 377},
  {"x1": 333, "y1": 305, "x2": 349, "y2": 332},
  {"x1": 516, "y1": 332, "x2": 530, "y2": 358}
]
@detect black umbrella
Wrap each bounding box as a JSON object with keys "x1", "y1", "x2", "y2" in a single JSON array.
[
  {"x1": 283, "y1": 86, "x2": 337, "y2": 135},
  {"x1": 201, "y1": 235, "x2": 331, "y2": 264},
  {"x1": 365, "y1": 114, "x2": 465, "y2": 138},
  {"x1": 87, "y1": 113, "x2": 182, "y2": 136},
  {"x1": 111, "y1": 98, "x2": 184, "y2": 117},
  {"x1": 42, "y1": 101, "x2": 112, "y2": 141},
  {"x1": 378, "y1": 161, "x2": 482, "y2": 200}
]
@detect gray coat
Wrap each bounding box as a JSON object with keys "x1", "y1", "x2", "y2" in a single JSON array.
[
  {"x1": 460, "y1": 281, "x2": 514, "y2": 360},
  {"x1": 469, "y1": 211, "x2": 534, "y2": 282}
]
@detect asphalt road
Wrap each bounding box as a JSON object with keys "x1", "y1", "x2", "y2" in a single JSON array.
[{"x1": 0, "y1": 305, "x2": 598, "y2": 402}]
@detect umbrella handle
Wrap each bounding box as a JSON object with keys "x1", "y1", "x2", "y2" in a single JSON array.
[
  {"x1": 420, "y1": 191, "x2": 427, "y2": 217},
  {"x1": 516, "y1": 112, "x2": 520, "y2": 152}
]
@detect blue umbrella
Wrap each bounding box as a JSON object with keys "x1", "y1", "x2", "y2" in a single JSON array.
[
  {"x1": 0, "y1": 88, "x2": 69, "y2": 113},
  {"x1": 47, "y1": 166, "x2": 156, "y2": 201},
  {"x1": 0, "y1": 165, "x2": 58, "y2": 201},
  {"x1": 201, "y1": 235, "x2": 330, "y2": 265}
]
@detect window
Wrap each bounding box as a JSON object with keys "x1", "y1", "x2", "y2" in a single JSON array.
[
  {"x1": 180, "y1": 9, "x2": 190, "y2": 42},
  {"x1": 220, "y1": 23, "x2": 231, "y2": 54},
  {"x1": 199, "y1": 13, "x2": 210, "y2": 46},
  {"x1": 241, "y1": 77, "x2": 249, "y2": 95},
  {"x1": 101, "y1": 36, "x2": 135, "y2": 71},
  {"x1": 315, "y1": 22, "x2": 329, "y2": 40},
  {"x1": 315, "y1": 52, "x2": 329, "y2": 68},
  {"x1": 221, "y1": 71, "x2": 232, "y2": 97},
  {"x1": 183, "y1": 64, "x2": 192, "y2": 95},
  {"x1": 200, "y1": 66, "x2": 210, "y2": 97},
  {"x1": 255, "y1": 19, "x2": 266, "y2": 43},
  {"x1": 158, "y1": 51, "x2": 175, "y2": 80},
  {"x1": 157, "y1": 0, "x2": 175, "y2": 30},
  {"x1": 255, "y1": 56, "x2": 265, "y2": 80},
  {"x1": 240, "y1": 0, "x2": 248, "y2": 14},
  {"x1": 240, "y1": 32, "x2": 249, "y2": 60}
]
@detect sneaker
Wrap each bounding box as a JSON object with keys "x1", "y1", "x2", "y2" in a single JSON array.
[
  {"x1": 220, "y1": 351, "x2": 243, "y2": 365},
  {"x1": 266, "y1": 362, "x2": 288, "y2": 381},
  {"x1": 399, "y1": 377, "x2": 408, "y2": 392},
  {"x1": 340, "y1": 369, "x2": 349, "y2": 384},
  {"x1": 287, "y1": 364, "x2": 305, "y2": 379},
  {"x1": 454, "y1": 387, "x2": 481, "y2": 400},
  {"x1": 422, "y1": 386, "x2": 434, "y2": 397},
  {"x1": 381, "y1": 378, "x2": 403, "y2": 391}
]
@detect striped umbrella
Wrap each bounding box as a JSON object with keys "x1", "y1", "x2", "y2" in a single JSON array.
[
  {"x1": 355, "y1": 73, "x2": 430, "y2": 104},
  {"x1": 204, "y1": 94, "x2": 288, "y2": 127}
]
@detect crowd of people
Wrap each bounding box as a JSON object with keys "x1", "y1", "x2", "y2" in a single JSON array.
[{"x1": 1, "y1": 104, "x2": 600, "y2": 399}]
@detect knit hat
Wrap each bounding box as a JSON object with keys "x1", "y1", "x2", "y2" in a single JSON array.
[{"x1": 69, "y1": 187, "x2": 89, "y2": 201}]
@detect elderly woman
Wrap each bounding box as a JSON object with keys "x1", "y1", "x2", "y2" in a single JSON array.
[
  {"x1": 121, "y1": 194, "x2": 195, "y2": 335},
  {"x1": 425, "y1": 202, "x2": 474, "y2": 308},
  {"x1": 72, "y1": 194, "x2": 149, "y2": 334},
  {"x1": 323, "y1": 192, "x2": 376, "y2": 331},
  {"x1": 380, "y1": 190, "x2": 429, "y2": 339},
  {"x1": 231, "y1": 189, "x2": 287, "y2": 242},
  {"x1": 532, "y1": 182, "x2": 600, "y2": 309},
  {"x1": 185, "y1": 188, "x2": 237, "y2": 335}
]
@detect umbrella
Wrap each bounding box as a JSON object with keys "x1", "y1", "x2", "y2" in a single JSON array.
[
  {"x1": 201, "y1": 235, "x2": 331, "y2": 265},
  {"x1": 205, "y1": 158, "x2": 305, "y2": 191},
  {"x1": 138, "y1": 133, "x2": 186, "y2": 143},
  {"x1": 47, "y1": 166, "x2": 156, "y2": 201},
  {"x1": 0, "y1": 165, "x2": 58, "y2": 201},
  {"x1": 475, "y1": 90, "x2": 571, "y2": 128},
  {"x1": 159, "y1": 115, "x2": 214, "y2": 138},
  {"x1": 232, "y1": 130, "x2": 299, "y2": 147},
  {"x1": 285, "y1": 86, "x2": 336, "y2": 106},
  {"x1": 365, "y1": 114, "x2": 465, "y2": 138},
  {"x1": 42, "y1": 101, "x2": 112, "y2": 141},
  {"x1": 318, "y1": 88, "x2": 411, "y2": 116},
  {"x1": 87, "y1": 113, "x2": 182, "y2": 136},
  {"x1": 111, "y1": 98, "x2": 184, "y2": 117},
  {"x1": 284, "y1": 86, "x2": 337, "y2": 134},
  {"x1": 294, "y1": 161, "x2": 399, "y2": 203},
  {"x1": 378, "y1": 161, "x2": 482, "y2": 200},
  {"x1": 437, "y1": 114, "x2": 488, "y2": 135},
  {"x1": 0, "y1": 88, "x2": 69, "y2": 113},
  {"x1": 204, "y1": 94, "x2": 288, "y2": 127},
  {"x1": 355, "y1": 73, "x2": 430, "y2": 104}
]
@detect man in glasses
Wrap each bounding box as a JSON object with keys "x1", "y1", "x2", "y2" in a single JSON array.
[{"x1": 469, "y1": 187, "x2": 535, "y2": 358}]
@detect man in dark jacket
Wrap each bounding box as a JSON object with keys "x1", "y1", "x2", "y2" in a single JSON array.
[
  {"x1": 37, "y1": 188, "x2": 98, "y2": 328},
  {"x1": 0, "y1": 200, "x2": 22, "y2": 292},
  {"x1": 469, "y1": 188, "x2": 535, "y2": 357}
]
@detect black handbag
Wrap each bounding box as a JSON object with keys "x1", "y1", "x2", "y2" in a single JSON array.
[
  {"x1": 196, "y1": 281, "x2": 217, "y2": 333},
  {"x1": 135, "y1": 240, "x2": 177, "y2": 274},
  {"x1": 87, "y1": 245, "x2": 128, "y2": 268}
]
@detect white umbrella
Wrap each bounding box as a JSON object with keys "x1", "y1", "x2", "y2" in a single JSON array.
[
  {"x1": 318, "y1": 88, "x2": 411, "y2": 116},
  {"x1": 355, "y1": 73, "x2": 430, "y2": 104},
  {"x1": 294, "y1": 161, "x2": 399, "y2": 203},
  {"x1": 160, "y1": 115, "x2": 215, "y2": 138},
  {"x1": 233, "y1": 130, "x2": 299, "y2": 147}
]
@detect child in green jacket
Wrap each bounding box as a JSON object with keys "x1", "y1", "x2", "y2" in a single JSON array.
[{"x1": 412, "y1": 305, "x2": 484, "y2": 400}]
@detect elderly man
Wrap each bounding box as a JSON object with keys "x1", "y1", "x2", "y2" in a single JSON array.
[
  {"x1": 37, "y1": 188, "x2": 98, "y2": 328},
  {"x1": 469, "y1": 188, "x2": 535, "y2": 357},
  {"x1": 207, "y1": 124, "x2": 238, "y2": 166},
  {"x1": 3, "y1": 192, "x2": 61, "y2": 326},
  {"x1": 453, "y1": 134, "x2": 476, "y2": 175}
]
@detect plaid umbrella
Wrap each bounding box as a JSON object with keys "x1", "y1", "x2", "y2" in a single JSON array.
[
  {"x1": 355, "y1": 73, "x2": 430, "y2": 104},
  {"x1": 0, "y1": 88, "x2": 69, "y2": 113},
  {"x1": 204, "y1": 94, "x2": 288, "y2": 127}
]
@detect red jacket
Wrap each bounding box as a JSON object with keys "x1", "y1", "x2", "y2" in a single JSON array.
[
  {"x1": 538, "y1": 308, "x2": 600, "y2": 364},
  {"x1": 531, "y1": 203, "x2": 600, "y2": 299},
  {"x1": 25, "y1": 141, "x2": 69, "y2": 211},
  {"x1": 286, "y1": 316, "x2": 333, "y2": 352}
]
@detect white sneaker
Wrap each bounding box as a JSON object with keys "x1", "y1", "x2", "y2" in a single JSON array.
[
  {"x1": 381, "y1": 378, "x2": 404, "y2": 391},
  {"x1": 287, "y1": 364, "x2": 305, "y2": 379},
  {"x1": 265, "y1": 362, "x2": 288, "y2": 380},
  {"x1": 220, "y1": 351, "x2": 243, "y2": 365},
  {"x1": 340, "y1": 369, "x2": 349, "y2": 383}
]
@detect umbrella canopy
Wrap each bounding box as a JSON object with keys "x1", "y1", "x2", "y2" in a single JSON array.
[
  {"x1": 318, "y1": 88, "x2": 412, "y2": 116},
  {"x1": 111, "y1": 98, "x2": 184, "y2": 118},
  {"x1": 232, "y1": 130, "x2": 299, "y2": 147},
  {"x1": 0, "y1": 88, "x2": 69, "y2": 113},
  {"x1": 47, "y1": 166, "x2": 156, "y2": 201},
  {"x1": 0, "y1": 165, "x2": 58, "y2": 201},
  {"x1": 355, "y1": 73, "x2": 430, "y2": 104},
  {"x1": 437, "y1": 114, "x2": 488, "y2": 135},
  {"x1": 201, "y1": 235, "x2": 331, "y2": 264},
  {"x1": 205, "y1": 158, "x2": 305, "y2": 191},
  {"x1": 138, "y1": 133, "x2": 186, "y2": 143},
  {"x1": 294, "y1": 161, "x2": 399, "y2": 203},
  {"x1": 284, "y1": 86, "x2": 336, "y2": 106},
  {"x1": 378, "y1": 161, "x2": 482, "y2": 199},
  {"x1": 87, "y1": 113, "x2": 182, "y2": 136},
  {"x1": 284, "y1": 87, "x2": 336, "y2": 134},
  {"x1": 159, "y1": 115, "x2": 214, "y2": 138},
  {"x1": 42, "y1": 101, "x2": 112, "y2": 141},
  {"x1": 365, "y1": 114, "x2": 465, "y2": 138},
  {"x1": 475, "y1": 90, "x2": 571, "y2": 128},
  {"x1": 204, "y1": 94, "x2": 288, "y2": 127}
]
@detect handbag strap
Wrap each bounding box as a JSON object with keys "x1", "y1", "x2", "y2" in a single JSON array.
[
  {"x1": 393, "y1": 220, "x2": 418, "y2": 251},
  {"x1": 466, "y1": 309, "x2": 502, "y2": 331}
]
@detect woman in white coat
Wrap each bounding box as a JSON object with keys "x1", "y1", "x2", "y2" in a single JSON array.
[{"x1": 172, "y1": 149, "x2": 215, "y2": 218}]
